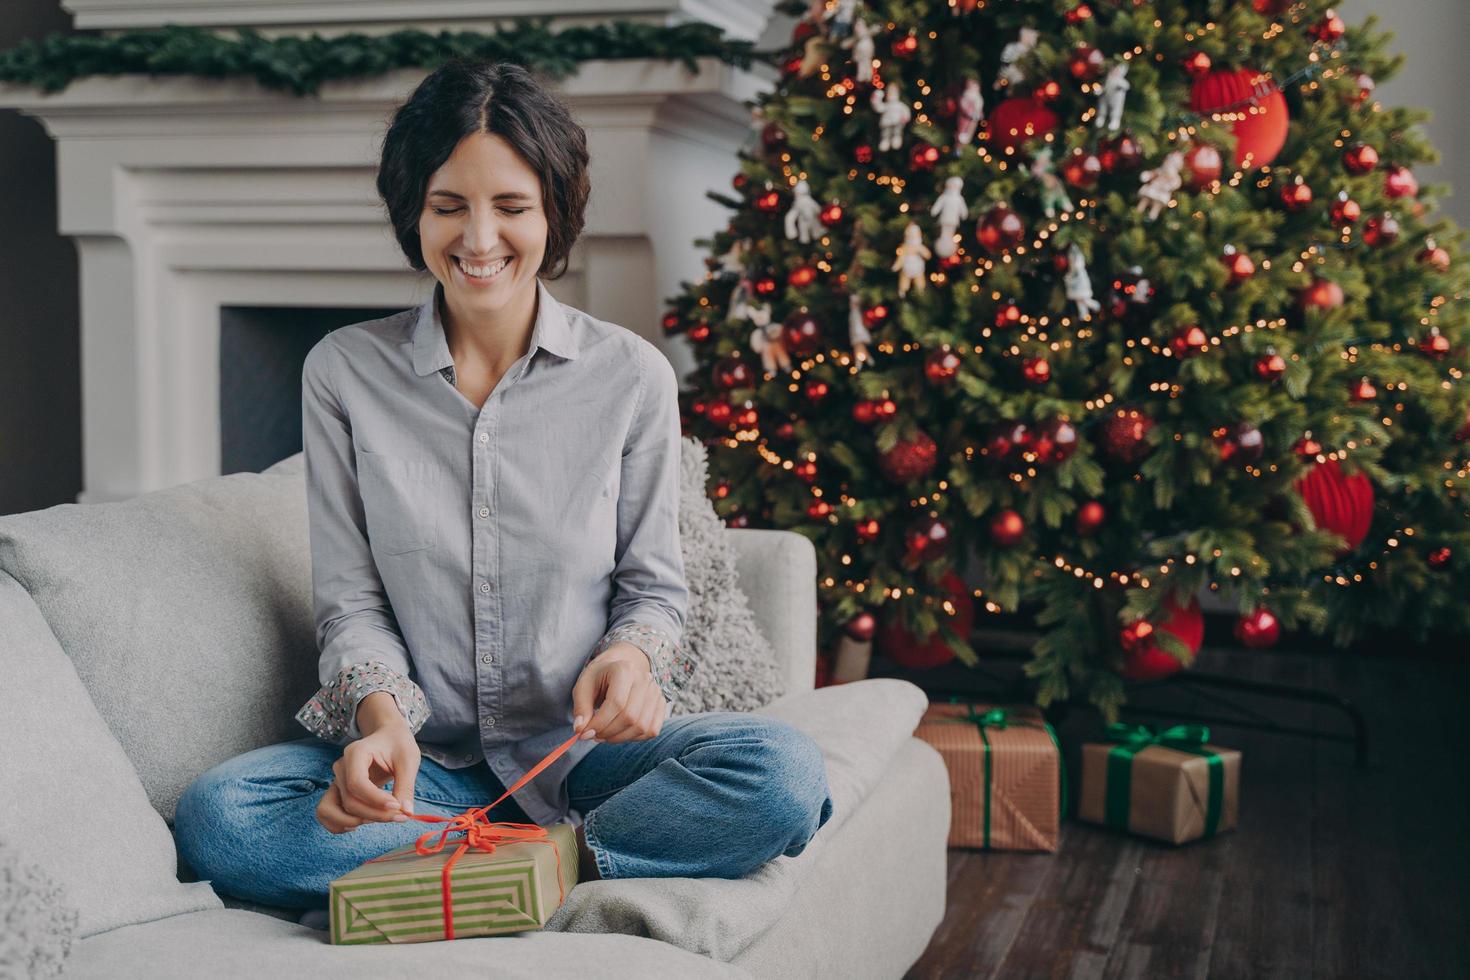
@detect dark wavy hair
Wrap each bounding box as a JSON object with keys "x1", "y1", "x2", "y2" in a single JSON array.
[{"x1": 376, "y1": 60, "x2": 590, "y2": 279}]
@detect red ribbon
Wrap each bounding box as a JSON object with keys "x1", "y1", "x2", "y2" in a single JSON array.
[{"x1": 361, "y1": 731, "x2": 582, "y2": 940}]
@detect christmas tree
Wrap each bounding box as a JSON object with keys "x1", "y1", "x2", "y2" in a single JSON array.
[{"x1": 667, "y1": 0, "x2": 1470, "y2": 716}]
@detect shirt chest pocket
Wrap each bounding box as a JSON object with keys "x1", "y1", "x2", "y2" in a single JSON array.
[{"x1": 356, "y1": 449, "x2": 442, "y2": 556}]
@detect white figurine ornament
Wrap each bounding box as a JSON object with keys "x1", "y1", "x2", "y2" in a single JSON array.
[
  {"x1": 785, "y1": 180, "x2": 824, "y2": 244},
  {"x1": 1136, "y1": 150, "x2": 1185, "y2": 220},
  {"x1": 1029, "y1": 146, "x2": 1074, "y2": 219},
  {"x1": 995, "y1": 27, "x2": 1039, "y2": 90},
  {"x1": 892, "y1": 221, "x2": 932, "y2": 297},
  {"x1": 870, "y1": 84, "x2": 912, "y2": 152},
  {"x1": 955, "y1": 78, "x2": 985, "y2": 153},
  {"x1": 715, "y1": 237, "x2": 748, "y2": 278},
  {"x1": 1064, "y1": 244, "x2": 1101, "y2": 320},
  {"x1": 929, "y1": 176, "x2": 969, "y2": 259},
  {"x1": 825, "y1": 0, "x2": 860, "y2": 40},
  {"x1": 727, "y1": 274, "x2": 754, "y2": 322},
  {"x1": 748, "y1": 304, "x2": 792, "y2": 375},
  {"x1": 1095, "y1": 62, "x2": 1130, "y2": 133},
  {"x1": 848, "y1": 293, "x2": 874, "y2": 369},
  {"x1": 842, "y1": 19, "x2": 876, "y2": 84}
]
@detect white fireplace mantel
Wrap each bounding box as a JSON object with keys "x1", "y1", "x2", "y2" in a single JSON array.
[{"x1": 1, "y1": 58, "x2": 771, "y2": 502}]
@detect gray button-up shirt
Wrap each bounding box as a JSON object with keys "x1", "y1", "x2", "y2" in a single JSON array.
[{"x1": 293, "y1": 277, "x2": 689, "y2": 826}]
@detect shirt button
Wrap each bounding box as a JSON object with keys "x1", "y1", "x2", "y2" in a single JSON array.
[
  {"x1": 462, "y1": 753, "x2": 474, "y2": 762},
  {"x1": 481, "y1": 653, "x2": 493, "y2": 665},
  {"x1": 479, "y1": 581, "x2": 491, "y2": 594},
  {"x1": 478, "y1": 506, "x2": 490, "y2": 519},
  {"x1": 478, "y1": 433, "x2": 489, "y2": 444},
  {"x1": 482, "y1": 716, "x2": 496, "y2": 729}
]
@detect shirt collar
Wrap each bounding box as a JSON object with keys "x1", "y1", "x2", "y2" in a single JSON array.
[{"x1": 411, "y1": 277, "x2": 579, "y2": 377}]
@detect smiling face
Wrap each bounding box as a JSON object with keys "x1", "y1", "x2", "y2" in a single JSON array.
[{"x1": 418, "y1": 131, "x2": 548, "y2": 329}]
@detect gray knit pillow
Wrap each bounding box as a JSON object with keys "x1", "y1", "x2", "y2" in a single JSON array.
[
  {"x1": 0, "y1": 838, "x2": 79, "y2": 979},
  {"x1": 667, "y1": 437, "x2": 786, "y2": 715}
]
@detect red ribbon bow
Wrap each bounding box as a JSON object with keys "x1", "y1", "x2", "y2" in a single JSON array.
[{"x1": 361, "y1": 731, "x2": 583, "y2": 939}]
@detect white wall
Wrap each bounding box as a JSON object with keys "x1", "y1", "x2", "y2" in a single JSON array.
[{"x1": 1355, "y1": 0, "x2": 1470, "y2": 226}]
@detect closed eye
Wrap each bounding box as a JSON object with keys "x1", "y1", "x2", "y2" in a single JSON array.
[{"x1": 429, "y1": 207, "x2": 529, "y2": 216}]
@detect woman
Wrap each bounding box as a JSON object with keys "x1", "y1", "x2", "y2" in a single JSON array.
[{"x1": 173, "y1": 60, "x2": 833, "y2": 919}]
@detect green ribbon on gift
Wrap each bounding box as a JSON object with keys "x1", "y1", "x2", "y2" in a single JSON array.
[
  {"x1": 943, "y1": 698, "x2": 1068, "y2": 849},
  {"x1": 1103, "y1": 722, "x2": 1224, "y2": 839}
]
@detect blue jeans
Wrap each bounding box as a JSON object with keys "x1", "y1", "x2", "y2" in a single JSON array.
[{"x1": 174, "y1": 711, "x2": 834, "y2": 910}]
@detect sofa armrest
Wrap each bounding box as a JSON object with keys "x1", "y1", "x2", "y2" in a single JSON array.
[{"x1": 725, "y1": 528, "x2": 817, "y2": 695}]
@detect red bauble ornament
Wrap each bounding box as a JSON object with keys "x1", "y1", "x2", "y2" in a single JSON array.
[
  {"x1": 804, "y1": 379, "x2": 829, "y2": 402},
  {"x1": 731, "y1": 172, "x2": 748, "y2": 192},
  {"x1": 734, "y1": 399, "x2": 759, "y2": 427},
  {"x1": 755, "y1": 188, "x2": 782, "y2": 212},
  {"x1": 1108, "y1": 267, "x2": 1157, "y2": 326},
  {"x1": 1069, "y1": 45, "x2": 1105, "y2": 82},
  {"x1": 793, "y1": 459, "x2": 818, "y2": 483},
  {"x1": 874, "y1": 569, "x2": 974, "y2": 670},
  {"x1": 845, "y1": 612, "x2": 877, "y2": 642},
  {"x1": 1353, "y1": 72, "x2": 1376, "y2": 104},
  {"x1": 909, "y1": 142, "x2": 941, "y2": 171},
  {"x1": 807, "y1": 499, "x2": 833, "y2": 520},
  {"x1": 661, "y1": 311, "x2": 682, "y2": 334},
  {"x1": 904, "y1": 513, "x2": 950, "y2": 562},
  {"x1": 924, "y1": 348, "x2": 962, "y2": 384},
  {"x1": 1234, "y1": 607, "x2": 1281, "y2": 648},
  {"x1": 1428, "y1": 546, "x2": 1453, "y2": 570},
  {"x1": 687, "y1": 320, "x2": 711, "y2": 343},
  {"x1": 1065, "y1": 4, "x2": 1094, "y2": 25},
  {"x1": 1076, "y1": 500, "x2": 1106, "y2": 535},
  {"x1": 1362, "y1": 213, "x2": 1400, "y2": 248},
  {"x1": 1216, "y1": 422, "x2": 1265, "y2": 463},
  {"x1": 1350, "y1": 377, "x2": 1378, "y2": 402},
  {"x1": 782, "y1": 309, "x2": 823, "y2": 354},
  {"x1": 878, "y1": 429, "x2": 939, "y2": 484},
  {"x1": 1183, "y1": 143, "x2": 1224, "y2": 190},
  {"x1": 983, "y1": 421, "x2": 1032, "y2": 463},
  {"x1": 753, "y1": 274, "x2": 779, "y2": 297},
  {"x1": 712, "y1": 355, "x2": 752, "y2": 391},
  {"x1": 1032, "y1": 419, "x2": 1079, "y2": 463},
  {"x1": 1299, "y1": 277, "x2": 1345, "y2": 311},
  {"x1": 1222, "y1": 245, "x2": 1255, "y2": 285},
  {"x1": 761, "y1": 122, "x2": 787, "y2": 151},
  {"x1": 1280, "y1": 176, "x2": 1314, "y2": 211},
  {"x1": 852, "y1": 400, "x2": 878, "y2": 425},
  {"x1": 1295, "y1": 458, "x2": 1374, "y2": 555},
  {"x1": 1294, "y1": 432, "x2": 1324, "y2": 458},
  {"x1": 1119, "y1": 597, "x2": 1204, "y2": 681},
  {"x1": 1189, "y1": 67, "x2": 1290, "y2": 167},
  {"x1": 855, "y1": 518, "x2": 881, "y2": 543},
  {"x1": 1331, "y1": 191, "x2": 1362, "y2": 225},
  {"x1": 1033, "y1": 78, "x2": 1062, "y2": 103},
  {"x1": 1343, "y1": 142, "x2": 1379, "y2": 175},
  {"x1": 1101, "y1": 408, "x2": 1155, "y2": 463},
  {"x1": 1418, "y1": 326, "x2": 1451, "y2": 359},
  {"x1": 788, "y1": 264, "x2": 819, "y2": 287},
  {"x1": 875, "y1": 398, "x2": 898, "y2": 420},
  {"x1": 1022, "y1": 356, "x2": 1052, "y2": 384},
  {"x1": 1099, "y1": 132, "x2": 1142, "y2": 172},
  {"x1": 862, "y1": 303, "x2": 889, "y2": 328},
  {"x1": 1170, "y1": 325, "x2": 1210, "y2": 359},
  {"x1": 989, "y1": 509, "x2": 1026, "y2": 548},
  {"x1": 1061, "y1": 149, "x2": 1103, "y2": 189},
  {"x1": 1384, "y1": 165, "x2": 1418, "y2": 199},
  {"x1": 726, "y1": 512, "x2": 750, "y2": 529},
  {"x1": 706, "y1": 400, "x2": 734, "y2": 425},
  {"x1": 1256, "y1": 350, "x2": 1287, "y2": 381},
  {"x1": 1253, "y1": 0, "x2": 1291, "y2": 14},
  {"x1": 819, "y1": 202, "x2": 844, "y2": 226},
  {"x1": 994, "y1": 299, "x2": 1023, "y2": 330},
  {"x1": 892, "y1": 33, "x2": 919, "y2": 58},
  {"x1": 1311, "y1": 8, "x2": 1347, "y2": 43},
  {"x1": 1418, "y1": 238, "x2": 1452, "y2": 272},
  {"x1": 985, "y1": 97, "x2": 1060, "y2": 152},
  {"x1": 1183, "y1": 51, "x2": 1212, "y2": 78},
  {"x1": 854, "y1": 143, "x2": 874, "y2": 165},
  {"x1": 938, "y1": 252, "x2": 966, "y2": 272},
  {"x1": 977, "y1": 204, "x2": 1026, "y2": 253},
  {"x1": 774, "y1": 420, "x2": 796, "y2": 441}
]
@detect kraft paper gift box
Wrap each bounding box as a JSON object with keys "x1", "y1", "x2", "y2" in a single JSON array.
[
  {"x1": 915, "y1": 701, "x2": 1063, "y2": 852},
  {"x1": 329, "y1": 819, "x2": 578, "y2": 944},
  {"x1": 1077, "y1": 723, "x2": 1241, "y2": 845}
]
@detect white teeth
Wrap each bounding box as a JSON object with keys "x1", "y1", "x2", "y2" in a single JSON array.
[{"x1": 459, "y1": 256, "x2": 511, "y2": 279}]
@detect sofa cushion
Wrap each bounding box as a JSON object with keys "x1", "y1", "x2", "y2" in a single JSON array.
[
  {"x1": 0, "y1": 466, "x2": 320, "y2": 823},
  {"x1": 544, "y1": 677, "x2": 931, "y2": 961},
  {"x1": 60, "y1": 908, "x2": 751, "y2": 979},
  {"x1": 0, "y1": 570, "x2": 223, "y2": 938},
  {"x1": 668, "y1": 436, "x2": 786, "y2": 714}
]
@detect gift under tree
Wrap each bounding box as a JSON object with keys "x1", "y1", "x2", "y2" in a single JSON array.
[{"x1": 668, "y1": 0, "x2": 1470, "y2": 716}]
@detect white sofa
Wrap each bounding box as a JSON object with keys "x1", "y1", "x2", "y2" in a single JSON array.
[{"x1": 0, "y1": 453, "x2": 949, "y2": 979}]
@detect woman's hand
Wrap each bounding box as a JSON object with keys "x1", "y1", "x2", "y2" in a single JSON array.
[
  {"x1": 570, "y1": 642, "x2": 668, "y2": 744},
  {"x1": 315, "y1": 696, "x2": 422, "y2": 834}
]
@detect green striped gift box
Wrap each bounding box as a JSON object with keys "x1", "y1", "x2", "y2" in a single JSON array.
[{"x1": 328, "y1": 823, "x2": 578, "y2": 944}]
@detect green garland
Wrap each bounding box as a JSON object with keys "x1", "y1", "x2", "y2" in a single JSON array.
[{"x1": 0, "y1": 21, "x2": 764, "y2": 96}]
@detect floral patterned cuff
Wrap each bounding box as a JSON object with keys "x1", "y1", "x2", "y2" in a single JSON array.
[
  {"x1": 294, "y1": 660, "x2": 431, "y2": 744},
  {"x1": 592, "y1": 622, "x2": 692, "y2": 703}
]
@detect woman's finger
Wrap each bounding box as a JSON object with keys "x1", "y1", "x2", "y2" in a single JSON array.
[
  {"x1": 586, "y1": 665, "x2": 636, "y2": 740},
  {"x1": 318, "y1": 781, "x2": 363, "y2": 834}
]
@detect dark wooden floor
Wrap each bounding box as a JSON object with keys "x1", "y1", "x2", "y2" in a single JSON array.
[{"x1": 896, "y1": 642, "x2": 1470, "y2": 979}]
